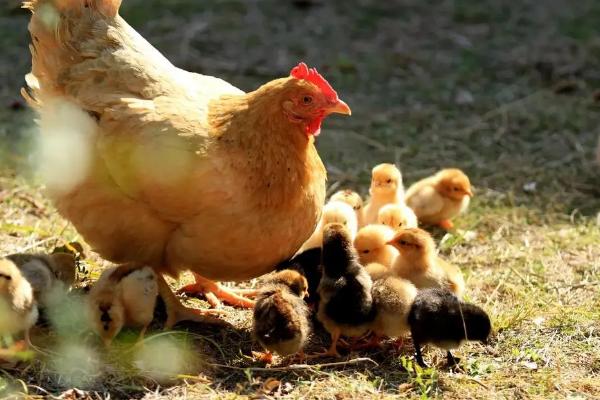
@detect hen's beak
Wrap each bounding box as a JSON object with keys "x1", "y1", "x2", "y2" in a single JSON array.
[{"x1": 326, "y1": 99, "x2": 351, "y2": 116}]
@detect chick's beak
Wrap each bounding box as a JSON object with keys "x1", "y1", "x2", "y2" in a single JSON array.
[
  {"x1": 326, "y1": 99, "x2": 351, "y2": 116},
  {"x1": 465, "y1": 188, "x2": 474, "y2": 197}
]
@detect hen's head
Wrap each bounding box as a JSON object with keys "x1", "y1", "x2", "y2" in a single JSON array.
[
  {"x1": 435, "y1": 169, "x2": 473, "y2": 200},
  {"x1": 257, "y1": 62, "x2": 351, "y2": 137}
]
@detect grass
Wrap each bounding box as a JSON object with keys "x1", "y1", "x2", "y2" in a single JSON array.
[{"x1": 1, "y1": 0, "x2": 600, "y2": 398}]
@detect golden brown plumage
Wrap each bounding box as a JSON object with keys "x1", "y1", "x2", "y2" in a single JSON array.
[
  {"x1": 354, "y1": 224, "x2": 398, "y2": 269},
  {"x1": 405, "y1": 168, "x2": 472, "y2": 229},
  {"x1": 388, "y1": 229, "x2": 465, "y2": 298},
  {"x1": 252, "y1": 270, "x2": 310, "y2": 359},
  {"x1": 23, "y1": 0, "x2": 350, "y2": 307},
  {"x1": 363, "y1": 164, "x2": 405, "y2": 225}
]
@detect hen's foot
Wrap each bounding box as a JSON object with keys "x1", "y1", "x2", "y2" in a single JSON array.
[
  {"x1": 178, "y1": 274, "x2": 255, "y2": 309},
  {"x1": 438, "y1": 219, "x2": 454, "y2": 230}
]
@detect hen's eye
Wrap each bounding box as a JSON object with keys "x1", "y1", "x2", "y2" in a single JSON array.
[{"x1": 302, "y1": 96, "x2": 313, "y2": 104}]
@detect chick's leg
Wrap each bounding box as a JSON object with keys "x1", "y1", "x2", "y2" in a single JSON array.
[
  {"x1": 438, "y1": 219, "x2": 454, "y2": 230},
  {"x1": 178, "y1": 274, "x2": 255, "y2": 309}
]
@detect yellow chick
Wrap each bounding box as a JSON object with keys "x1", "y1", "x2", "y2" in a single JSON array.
[
  {"x1": 330, "y1": 189, "x2": 364, "y2": 227},
  {"x1": 369, "y1": 275, "x2": 418, "y2": 342},
  {"x1": 363, "y1": 163, "x2": 405, "y2": 225},
  {"x1": 299, "y1": 201, "x2": 358, "y2": 252},
  {"x1": 88, "y1": 264, "x2": 158, "y2": 346},
  {"x1": 364, "y1": 262, "x2": 390, "y2": 281},
  {"x1": 0, "y1": 259, "x2": 38, "y2": 346},
  {"x1": 252, "y1": 269, "x2": 311, "y2": 362},
  {"x1": 387, "y1": 229, "x2": 465, "y2": 298},
  {"x1": 377, "y1": 203, "x2": 418, "y2": 231},
  {"x1": 6, "y1": 252, "x2": 77, "y2": 306},
  {"x1": 354, "y1": 224, "x2": 398, "y2": 270},
  {"x1": 405, "y1": 168, "x2": 473, "y2": 230}
]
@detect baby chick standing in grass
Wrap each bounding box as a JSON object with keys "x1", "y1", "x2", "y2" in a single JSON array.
[
  {"x1": 330, "y1": 189, "x2": 364, "y2": 227},
  {"x1": 388, "y1": 228, "x2": 465, "y2": 298},
  {"x1": 316, "y1": 223, "x2": 375, "y2": 357},
  {"x1": 408, "y1": 288, "x2": 491, "y2": 368},
  {"x1": 405, "y1": 168, "x2": 473, "y2": 230},
  {"x1": 354, "y1": 224, "x2": 398, "y2": 270},
  {"x1": 363, "y1": 164, "x2": 405, "y2": 225},
  {"x1": 0, "y1": 259, "x2": 38, "y2": 351},
  {"x1": 252, "y1": 269, "x2": 311, "y2": 363},
  {"x1": 6, "y1": 252, "x2": 77, "y2": 307},
  {"x1": 377, "y1": 203, "x2": 418, "y2": 231},
  {"x1": 299, "y1": 200, "x2": 358, "y2": 252}
]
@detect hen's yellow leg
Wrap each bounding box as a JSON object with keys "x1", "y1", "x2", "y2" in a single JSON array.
[{"x1": 178, "y1": 274, "x2": 255, "y2": 309}]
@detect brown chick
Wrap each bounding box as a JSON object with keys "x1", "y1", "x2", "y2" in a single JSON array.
[
  {"x1": 388, "y1": 229, "x2": 465, "y2": 298},
  {"x1": 405, "y1": 168, "x2": 473, "y2": 230},
  {"x1": 363, "y1": 164, "x2": 405, "y2": 225},
  {"x1": 377, "y1": 203, "x2": 418, "y2": 231},
  {"x1": 354, "y1": 224, "x2": 398, "y2": 270},
  {"x1": 6, "y1": 252, "x2": 76, "y2": 306},
  {"x1": 252, "y1": 269, "x2": 311, "y2": 362},
  {"x1": 88, "y1": 264, "x2": 158, "y2": 346},
  {"x1": 330, "y1": 189, "x2": 364, "y2": 227},
  {"x1": 0, "y1": 259, "x2": 38, "y2": 346}
]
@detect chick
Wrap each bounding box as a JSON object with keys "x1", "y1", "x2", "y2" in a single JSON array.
[
  {"x1": 276, "y1": 247, "x2": 321, "y2": 305},
  {"x1": 369, "y1": 276, "x2": 418, "y2": 344},
  {"x1": 88, "y1": 264, "x2": 158, "y2": 346},
  {"x1": 354, "y1": 224, "x2": 398, "y2": 271},
  {"x1": 388, "y1": 228, "x2": 465, "y2": 298},
  {"x1": 299, "y1": 201, "x2": 358, "y2": 252},
  {"x1": 363, "y1": 163, "x2": 405, "y2": 225},
  {"x1": 316, "y1": 223, "x2": 375, "y2": 357},
  {"x1": 405, "y1": 168, "x2": 473, "y2": 230},
  {"x1": 364, "y1": 262, "x2": 390, "y2": 281},
  {"x1": 6, "y1": 252, "x2": 77, "y2": 306},
  {"x1": 0, "y1": 259, "x2": 38, "y2": 347},
  {"x1": 330, "y1": 189, "x2": 364, "y2": 227},
  {"x1": 377, "y1": 203, "x2": 418, "y2": 231},
  {"x1": 408, "y1": 288, "x2": 491, "y2": 367},
  {"x1": 253, "y1": 269, "x2": 311, "y2": 362}
]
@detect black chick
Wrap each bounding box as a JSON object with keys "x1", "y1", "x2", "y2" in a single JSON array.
[
  {"x1": 408, "y1": 288, "x2": 491, "y2": 368},
  {"x1": 252, "y1": 269, "x2": 311, "y2": 362},
  {"x1": 276, "y1": 247, "x2": 321, "y2": 305},
  {"x1": 316, "y1": 223, "x2": 375, "y2": 357}
]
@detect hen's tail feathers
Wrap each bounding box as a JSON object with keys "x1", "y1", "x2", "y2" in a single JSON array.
[
  {"x1": 22, "y1": 0, "x2": 121, "y2": 108},
  {"x1": 22, "y1": 0, "x2": 121, "y2": 18}
]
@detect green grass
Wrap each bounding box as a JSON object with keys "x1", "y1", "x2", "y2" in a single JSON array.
[{"x1": 1, "y1": 0, "x2": 600, "y2": 398}]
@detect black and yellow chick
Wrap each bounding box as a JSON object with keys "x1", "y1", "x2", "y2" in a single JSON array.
[
  {"x1": 253, "y1": 269, "x2": 311, "y2": 363},
  {"x1": 408, "y1": 288, "x2": 491, "y2": 368},
  {"x1": 316, "y1": 223, "x2": 375, "y2": 357},
  {"x1": 276, "y1": 247, "x2": 321, "y2": 305}
]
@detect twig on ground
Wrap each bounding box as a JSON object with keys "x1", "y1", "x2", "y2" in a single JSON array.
[{"x1": 207, "y1": 357, "x2": 377, "y2": 372}]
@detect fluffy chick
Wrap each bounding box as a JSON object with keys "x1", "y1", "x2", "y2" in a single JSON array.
[
  {"x1": 316, "y1": 223, "x2": 375, "y2": 356},
  {"x1": 378, "y1": 203, "x2": 418, "y2": 231},
  {"x1": 363, "y1": 164, "x2": 405, "y2": 225},
  {"x1": 369, "y1": 276, "x2": 418, "y2": 341},
  {"x1": 405, "y1": 168, "x2": 473, "y2": 230},
  {"x1": 299, "y1": 201, "x2": 358, "y2": 252},
  {"x1": 276, "y1": 247, "x2": 321, "y2": 305},
  {"x1": 253, "y1": 269, "x2": 311, "y2": 361},
  {"x1": 6, "y1": 252, "x2": 76, "y2": 306},
  {"x1": 354, "y1": 224, "x2": 398, "y2": 270},
  {"x1": 408, "y1": 288, "x2": 491, "y2": 367},
  {"x1": 88, "y1": 264, "x2": 158, "y2": 346},
  {"x1": 330, "y1": 189, "x2": 364, "y2": 227},
  {"x1": 388, "y1": 228, "x2": 465, "y2": 298},
  {"x1": 0, "y1": 259, "x2": 38, "y2": 345}
]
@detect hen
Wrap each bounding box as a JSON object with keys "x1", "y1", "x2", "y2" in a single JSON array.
[{"x1": 22, "y1": 0, "x2": 350, "y2": 309}]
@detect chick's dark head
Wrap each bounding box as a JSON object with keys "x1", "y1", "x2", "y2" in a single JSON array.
[
  {"x1": 269, "y1": 269, "x2": 309, "y2": 298},
  {"x1": 321, "y1": 223, "x2": 357, "y2": 276},
  {"x1": 463, "y1": 303, "x2": 492, "y2": 343}
]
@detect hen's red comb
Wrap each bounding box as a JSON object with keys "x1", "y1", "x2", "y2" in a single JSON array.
[{"x1": 290, "y1": 62, "x2": 338, "y2": 101}]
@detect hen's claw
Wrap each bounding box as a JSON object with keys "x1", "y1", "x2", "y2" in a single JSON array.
[{"x1": 178, "y1": 274, "x2": 255, "y2": 309}]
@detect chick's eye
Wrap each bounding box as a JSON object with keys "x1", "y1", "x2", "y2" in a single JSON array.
[
  {"x1": 363, "y1": 250, "x2": 370, "y2": 254},
  {"x1": 386, "y1": 179, "x2": 392, "y2": 184},
  {"x1": 399, "y1": 240, "x2": 408, "y2": 246},
  {"x1": 302, "y1": 96, "x2": 313, "y2": 105}
]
